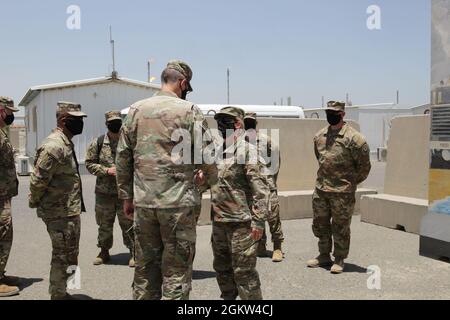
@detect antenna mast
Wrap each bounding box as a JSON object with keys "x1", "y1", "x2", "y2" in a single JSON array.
[{"x1": 110, "y1": 26, "x2": 117, "y2": 77}]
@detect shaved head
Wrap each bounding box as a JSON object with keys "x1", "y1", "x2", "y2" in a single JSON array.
[{"x1": 161, "y1": 68, "x2": 185, "y2": 84}]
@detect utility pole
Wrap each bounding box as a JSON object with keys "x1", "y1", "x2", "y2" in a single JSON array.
[
  {"x1": 227, "y1": 68, "x2": 230, "y2": 104},
  {"x1": 147, "y1": 58, "x2": 155, "y2": 82}
]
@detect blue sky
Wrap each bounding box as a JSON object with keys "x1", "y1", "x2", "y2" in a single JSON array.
[{"x1": 0, "y1": 0, "x2": 430, "y2": 108}]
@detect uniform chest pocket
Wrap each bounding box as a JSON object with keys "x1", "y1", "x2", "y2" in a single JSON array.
[
  {"x1": 99, "y1": 146, "x2": 115, "y2": 166},
  {"x1": 53, "y1": 158, "x2": 79, "y2": 191},
  {"x1": 326, "y1": 142, "x2": 349, "y2": 164}
]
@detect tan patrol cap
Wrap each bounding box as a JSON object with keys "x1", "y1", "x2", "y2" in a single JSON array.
[
  {"x1": 105, "y1": 111, "x2": 122, "y2": 122},
  {"x1": 57, "y1": 101, "x2": 87, "y2": 118},
  {"x1": 214, "y1": 106, "x2": 245, "y2": 122},
  {"x1": 244, "y1": 112, "x2": 257, "y2": 121},
  {"x1": 166, "y1": 60, "x2": 193, "y2": 92},
  {"x1": 0, "y1": 97, "x2": 19, "y2": 112},
  {"x1": 326, "y1": 101, "x2": 346, "y2": 112}
]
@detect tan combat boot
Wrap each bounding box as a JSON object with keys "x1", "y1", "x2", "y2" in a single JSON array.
[
  {"x1": 272, "y1": 242, "x2": 284, "y2": 263},
  {"x1": 129, "y1": 250, "x2": 135, "y2": 268},
  {"x1": 257, "y1": 242, "x2": 268, "y2": 258},
  {"x1": 93, "y1": 249, "x2": 110, "y2": 265},
  {"x1": 306, "y1": 254, "x2": 333, "y2": 268},
  {"x1": 0, "y1": 283, "x2": 19, "y2": 297},
  {"x1": 331, "y1": 257, "x2": 345, "y2": 274}
]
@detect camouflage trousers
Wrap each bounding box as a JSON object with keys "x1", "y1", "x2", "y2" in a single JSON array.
[
  {"x1": 312, "y1": 189, "x2": 356, "y2": 259},
  {"x1": 133, "y1": 206, "x2": 197, "y2": 300},
  {"x1": 43, "y1": 215, "x2": 80, "y2": 298},
  {"x1": 0, "y1": 199, "x2": 13, "y2": 279},
  {"x1": 186, "y1": 205, "x2": 202, "y2": 286},
  {"x1": 95, "y1": 193, "x2": 134, "y2": 251},
  {"x1": 261, "y1": 190, "x2": 284, "y2": 245},
  {"x1": 212, "y1": 221, "x2": 262, "y2": 300}
]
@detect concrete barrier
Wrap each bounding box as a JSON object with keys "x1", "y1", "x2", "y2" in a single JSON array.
[
  {"x1": 361, "y1": 194, "x2": 428, "y2": 234},
  {"x1": 361, "y1": 115, "x2": 430, "y2": 234},
  {"x1": 198, "y1": 189, "x2": 378, "y2": 226},
  {"x1": 383, "y1": 116, "x2": 430, "y2": 199}
]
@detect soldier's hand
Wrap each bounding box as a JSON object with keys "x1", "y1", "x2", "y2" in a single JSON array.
[
  {"x1": 28, "y1": 194, "x2": 38, "y2": 208},
  {"x1": 124, "y1": 199, "x2": 135, "y2": 221},
  {"x1": 194, "y1": 170, "x2": 206, "y2": 186},
  {"x1": 251, "y1": 227, "x2": 264, "y2": 241},
  {"x1": 107, "y1": 167, "x2": 117, "y2": 177}
]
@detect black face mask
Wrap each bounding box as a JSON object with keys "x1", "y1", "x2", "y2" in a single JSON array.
[
  {"x1": 107, "y1": 120, "x2": 122, "y2": 134},
  {"x1": 244, "y1": 119, "x2": 257, "y2": 130},
  {"x1": 65, "y1": 118, "x2": 84, "y2": 136},
  {"x1": 3, "y1": 113, "x2": 15, "y2": 126},
  {"x1": 326, "y1": 112, "x2": 342, "y2": 126},
  {"x1": 181, "y1": 90, "x2": 189, "y2": 101},
  {"x1": 217, "y1": 117, "x2": 236, "y2": 139}
]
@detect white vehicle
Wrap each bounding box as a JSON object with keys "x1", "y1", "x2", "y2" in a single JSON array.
[{"x1": 121, "y1": 104, "x2": 305, "y2": 119}]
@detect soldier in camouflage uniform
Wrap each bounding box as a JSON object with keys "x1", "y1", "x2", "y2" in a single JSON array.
[
  {"x1": 307, "y1": 101, "x2": 371, "y2": 274},
  {"x1": 244, "y1": 112, "x2": 284, "y2": 263},
  {"x1": 86, "y1": 111, "x2": 135, "y2": 267},
  {"x1": 116, "y1": 60, "x2": 218, "y2": 300},
  {"x1": 29, "y1": 102, "x2": 87, "y2": 299},
  {"x1": 244, "y1": 113, "x2": 284, "y2": 262},
  {"x1": 211, "y1": 107, "x2": 269, "y2": 300},
  {"x1": 0, "y1": 97, "x2": 20, "y2": 297}
]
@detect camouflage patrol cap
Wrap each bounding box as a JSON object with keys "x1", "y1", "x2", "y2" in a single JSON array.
[
  {"x1": 57, "y1": 101, "x2": 87, "y2": 118},
  {"x1": 166, "y1": 60, "x2": 193, "y2": 92},
  {"x1": 105, "y1": 111, "x2": 122, "y2": 122},
  {"x1": 0, "y1": 96, "x2": 19, "y2": 112},
  {"x1": 326, "y1": 101, "x2": 346, "y2": 112},
  {"x1": 244, "y1": 112, "x2": 257, "y2": 121},
  {"x1": 214, "y1": 106, "x2": 245, "y2": 122}
]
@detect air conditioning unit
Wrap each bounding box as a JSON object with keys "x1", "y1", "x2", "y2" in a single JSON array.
[
  {"x1": 16, "y1": 156, "x2": 32, "y2": 176},
  {"x1": 377, "y1": 147, "x2": 388, "y2": 162}
]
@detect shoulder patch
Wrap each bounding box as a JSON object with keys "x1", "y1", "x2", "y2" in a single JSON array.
[
  {"x1": 41, "y1": 139, "x2": 66, "y2": 162},
  {"x1": 362, "y1": 143, "x2": 370, "y2": 153},
  {"x1": 352, "y1": 132, "x2": 368, "y2": 148}
]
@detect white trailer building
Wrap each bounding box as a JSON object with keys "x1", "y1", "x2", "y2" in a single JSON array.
[{"x1": 19, "y1": 74, "x2": 161, "y2": 167}]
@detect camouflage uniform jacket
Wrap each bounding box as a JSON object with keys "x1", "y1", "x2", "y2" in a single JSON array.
[
  {"x1": 29, "y1": 128, "x2": 85, "y2": 218},
  {"x1": 257, "y1": 131, "x2": 280, "y2": 191},
  {"x1": 211, "y1": 133, "x2": 270, "y2": 230},
  {"x1": 116, "y1": 91, "x2": 218, "y2": 209},
  {"x1": 0, "y1": 128, "x2": 18, "y2": 200},
  {"x1": 314, "y1": 123, "x2": 371, "y2": 193},
  {"x1": 85, "y1": 134, "x2": 119, "y2": 195}
]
